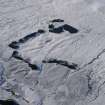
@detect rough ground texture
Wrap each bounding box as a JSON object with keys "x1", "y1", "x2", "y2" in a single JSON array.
[{"x1": 1, "y1": 0, "x2": 105, "y2": 105}]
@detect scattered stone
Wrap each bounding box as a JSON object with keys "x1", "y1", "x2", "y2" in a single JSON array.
[
  {"x1": 18, "y1": 30, "x2": 45, "y2": 44},
  {"x1": 8, "y1": 41, "x2": 19, "y2": 49},
  {"x1": 11, "y1": 51, "x2": 23, "y2": 61},
  {"x1": 0, "y1": 99, "x2": 19, "y2": 105},
  {"x1": 49, "y1": 26, "x2": 64, "y2": 33},
  {"x1": 21, "y1": 32, "x2": 38, "y2": 43},
  {"x1": 37, "y1": 29, "x2": 45, "y2": 34},
  {"x1": 42, "y1": 58, "x2": 78, "y2": 69},
  {"x1": 48, "y1": 24, "x2": 54, "y2": 29},
  {"x1": 9, "y1": 29, "x2": 45, "y2": 50},
  {"x1": 63, "y1": 24, "x2": 79, "y2": 33},
  {"x1": 50, "y1": 19, "x2": 64, "y2": 23},
  {"x1": 48, "y1": 23, "x2": 78, "y2": 34},
  {"x1": 18, "y1": 39, "x2": 25, "y2": 43},
  {"x1": 28, "y1": 63, "x2": 39, "y2": 70},
  {"x1": 11, "y1": 51, "x2": 41, "y2": 71}
]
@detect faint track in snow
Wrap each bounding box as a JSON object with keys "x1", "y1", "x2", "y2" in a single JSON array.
[{"x1": 44, "y1": 34, "x2": 84, "y2": 59}]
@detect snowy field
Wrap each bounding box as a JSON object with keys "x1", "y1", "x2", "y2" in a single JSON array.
[{"x1": 1, "y1": 0, "x2": 105, "y2": 105}]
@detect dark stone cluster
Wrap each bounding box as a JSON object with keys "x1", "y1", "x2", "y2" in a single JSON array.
[
  {"x1": 8, "y1": 18, "x2": 79, "y2": 71},
  {"x1": 0, "y1": 99, "x2": 19, "y2": 105}
]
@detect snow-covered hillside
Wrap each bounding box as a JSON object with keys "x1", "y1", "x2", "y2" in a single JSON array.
[{"x1": 1, "y1": 0, "x2": 105, "y2": 105}]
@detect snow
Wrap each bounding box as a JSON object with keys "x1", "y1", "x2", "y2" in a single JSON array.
[{"x1": 1, "y1": 0, "x2": 105, "y2": 105}]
